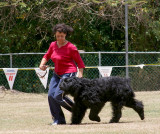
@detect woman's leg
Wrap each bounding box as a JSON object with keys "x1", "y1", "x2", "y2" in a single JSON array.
[
  {"x1": 48, "y1": 73, "x2": 66, "y2": 124},
  {"x1": 53, "y1": 73, "x2": 76, "y2": 123}
]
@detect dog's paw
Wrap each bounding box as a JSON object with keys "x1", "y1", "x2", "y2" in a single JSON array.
[
  {"x1": 109, "y1": 119, "x2": 119, "y2": 123},
  {"x1": 89, "y1": 115, "x2": 101, "y2": 122}
]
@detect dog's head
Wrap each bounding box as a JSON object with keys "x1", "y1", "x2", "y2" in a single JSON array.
[{"x1": 59, "y1": 77, "x2": 83, "y2": 96}]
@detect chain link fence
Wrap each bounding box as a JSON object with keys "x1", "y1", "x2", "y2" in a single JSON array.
[{"x1": 0, "y1": 52, "x2": 160, "y2": 93}]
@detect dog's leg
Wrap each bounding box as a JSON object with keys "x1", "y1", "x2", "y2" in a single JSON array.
[
  {"x1": 71, "y1": 102, "x2": 87, "y2": 124},
  {"x1": 109, "y1": 102, "x2": 123, "y2": 123},
  {"x1": 89, "y1": 103, "x2": 105, "y2": 122},
  {"x1": 125, "y1": 98, "x2": 144, "y2": 120}
]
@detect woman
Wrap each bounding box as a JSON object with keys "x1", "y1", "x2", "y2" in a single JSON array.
[{"x1": 39, "y1": 23, "x2": 85, "y2": 125}]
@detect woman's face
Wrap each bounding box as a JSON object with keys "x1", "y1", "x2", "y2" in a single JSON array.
[{"x1": 55, "y1": 31, "x2": 66, "y2": 43}]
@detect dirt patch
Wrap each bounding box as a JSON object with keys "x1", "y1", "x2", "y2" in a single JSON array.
[
  {"x1": 0, "y1": 86, "x2": 7, "y2": 91},
  {"x1": 0, "y1": 86, "x2": 25, "y2": 98}
]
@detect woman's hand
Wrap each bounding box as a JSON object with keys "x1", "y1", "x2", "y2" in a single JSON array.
[
  {"x1": 39, "y1": 65, "x2": 48, "y2": 71},
  {"x1": 78, "y1": 68, "x2": 83, "y2": 78}
]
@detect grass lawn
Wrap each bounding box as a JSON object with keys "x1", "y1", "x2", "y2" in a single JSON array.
[{"x1": 0, "y1": 90, "x2": 160, "y2": 134}]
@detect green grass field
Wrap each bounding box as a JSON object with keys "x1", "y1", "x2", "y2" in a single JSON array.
[{"x1": 0, "y1": 90, "x2": 160, "y2": 134}]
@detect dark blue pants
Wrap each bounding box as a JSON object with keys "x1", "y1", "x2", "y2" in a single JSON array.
[{"x1": 48, "y1": 72, "x2": 76, "y2": 124}]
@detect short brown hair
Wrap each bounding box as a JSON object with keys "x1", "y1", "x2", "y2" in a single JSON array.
[{"x1": 52, "y1": 23, "x2": 73, "y2": 36}]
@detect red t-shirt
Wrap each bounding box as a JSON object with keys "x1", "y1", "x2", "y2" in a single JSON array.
[{"x1": 43, "y1": 41, "x2": 85, "y2": 75}]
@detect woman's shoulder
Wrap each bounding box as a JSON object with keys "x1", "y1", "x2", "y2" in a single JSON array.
[
  {"x1": 67, "y1": 42, "x2": 77, "y2": 50},
  {"x1": 49, "y1": 41, "x2": 57, "y2": 48},
  {"x1": 50, "y1": 41, "x2": 56, "y2": 46}
]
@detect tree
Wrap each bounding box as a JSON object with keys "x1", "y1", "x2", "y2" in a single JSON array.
[{"x1": 0, "y1": 0, "x2": 160, "y2": 53}]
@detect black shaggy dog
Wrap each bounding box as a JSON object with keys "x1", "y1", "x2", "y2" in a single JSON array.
[{"x1": 59, "y1": 76, "x2": 144, "y2": 124}]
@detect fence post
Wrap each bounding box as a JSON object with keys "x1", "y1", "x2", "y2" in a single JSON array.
[
  {"x1": 125, "y1": 0, "x2": 129, "y2": 78},
  {"x1": 10, "y1": 53, "x2": 13, "y2": 68},
  {"x1": 98, "y1": 52, "x2": 101, "y2": 78}
]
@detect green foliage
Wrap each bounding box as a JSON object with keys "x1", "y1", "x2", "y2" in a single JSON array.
[
  {"x1": 128, "y1": 0, "x2": 160, "y2": 51},
  {"x1": 0, "y1": 0, "x2": 160, "y2": 53}
]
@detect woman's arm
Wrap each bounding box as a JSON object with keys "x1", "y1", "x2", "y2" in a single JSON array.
[
  {"x1": 39, "y1": 58, "x2": 48, "y2": 71},
  {"x1": 39, "y1": 43, "x2": 55, "y2": 71},
  {"x1": 71, "y1": 46, "x2": 85, "y2": 77},
  {"x1": 77, "y1": 68, "x2": 84, "y2": 78}
]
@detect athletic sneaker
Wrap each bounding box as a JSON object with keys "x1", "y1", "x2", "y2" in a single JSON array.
[{"x1": 51, "y1": 120, "x2": 66, "y2": 125}]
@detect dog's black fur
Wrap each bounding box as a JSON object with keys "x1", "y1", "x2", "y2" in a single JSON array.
[{"x1": 59, "y1": 76, "x2": 144, "y2": 124}]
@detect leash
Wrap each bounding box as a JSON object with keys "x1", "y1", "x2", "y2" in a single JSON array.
[
  {"x1": 36, "y1": 70, "x2": 48, "y2": 78},
  {"x1": 45, "y1": 65, "x2": 62, "y2": 79},
  {"x1": 53, "y1": 70, "x2": 62, "y2": 79},
  {"x1": 37, "y1": 65, "x2": 61, "y2": 79},
  {"x1": 38, "y1": 65, "x2": 76, "y2": 79}
]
